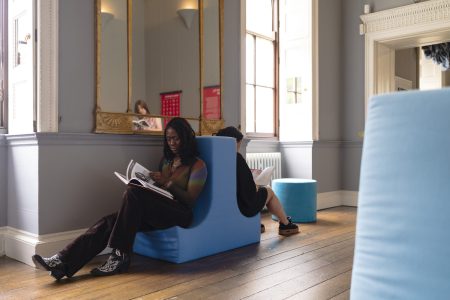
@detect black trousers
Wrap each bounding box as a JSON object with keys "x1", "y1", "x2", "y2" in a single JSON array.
[{"x1": 58, "y1": 185, "x2": 192, "y2": 277}]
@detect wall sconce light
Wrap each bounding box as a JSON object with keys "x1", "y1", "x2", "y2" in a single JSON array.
[
  {"x1": 177, "y1": 8, "x2": 197, "y2": 29},
  {"x1": 101, "y1": 12, "x2": 114, "y2": 26}
]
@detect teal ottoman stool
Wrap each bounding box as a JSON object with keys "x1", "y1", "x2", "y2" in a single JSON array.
[{"x1": 271, "y1": 179, "x2": 317, "y2": 223}]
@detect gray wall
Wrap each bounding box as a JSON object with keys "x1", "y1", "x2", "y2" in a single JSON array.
[
  {"x1": 4, "y1": 134, "x2": 164, "y2": 235},
  {"x1": 58, "y1": 0, "x2": 95, "y2": 133},
  {"x1": 396, "y1": 48, "x2": 418, "y2": 89},
  {"x1": 312, "y1": 0, "x2": 343, "y2": 192},
  {"x1": 7, "y1": 138, "x2": 39, "y2": 233},
  {"x1": 318, "y1": 0, "x2": 342, "y2": 141},
  {"x1": 340, "y1": 0, "x2": 416, "y2": 191},
  {"x1": 0, "y1": 136, "x2": 6, "y2": 227},
  {"x1": 37, "y1": 134, "x2": 163, "y2": 235},
  {"x1": 369, "y1": 0, "x2": 414, "y2": 12},
  {"x1": 222, "y1": 0, "x2": 242, "y2": 127}
]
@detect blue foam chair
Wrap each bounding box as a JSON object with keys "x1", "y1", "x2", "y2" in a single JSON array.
[
  {"x1": 351, "y1": 88, "x2": 450, "y2": 299},
  {"x1": 271, "y1": 178, "x2": 317, "y2": 223},
  {"x1": 133, "y1": 136, "x2": 260, "y2": 263}
]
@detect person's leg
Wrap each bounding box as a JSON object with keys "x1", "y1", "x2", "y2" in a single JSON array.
[
  {"x1": 92, "y1": 185, "x2": 192, "y2": 276},
  {"x1": 265, "y1": 187, "x2": 289, "y2": 225},
  {"x1": 107, "y1": 185, "x2": 192, "y2": 253},
  {"x1": 32, "y1": 213, "x2": 117, "y2": 279},
  {"x1": 264, "y1": 187, "x2": 299, "y2": 236}
]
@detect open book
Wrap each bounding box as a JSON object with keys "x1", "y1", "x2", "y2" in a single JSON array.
[
  {"x1": 132, "y1": 119, "x2": 150, "y2": 129},
  {"x1": 251, "y1": 166, "x2": 275, "y2": 186},
  {"x1": 114, "y1": 160, "x2": 174, "y2": 200}
]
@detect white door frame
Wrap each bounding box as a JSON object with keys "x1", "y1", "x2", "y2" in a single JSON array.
[{"x1": 360, "y1": 0, "x2": 450, "y2": 117}]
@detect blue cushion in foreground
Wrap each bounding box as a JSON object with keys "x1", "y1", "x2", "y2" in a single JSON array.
[
  {"x1": 351, "y1": 88, "x2": 450, "y2": 299},
  {"x1": 133, "y1": 136, "x2": 260, "y2": 263}
]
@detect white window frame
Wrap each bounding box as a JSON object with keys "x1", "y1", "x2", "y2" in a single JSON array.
[
  {"x1": 2, "y1": 0, "x2": 58, "y2": 134},
  {"x1": 36, "y1": 0, "x2": 58, "y2": 132},
  {"x1": 241, "y1": 0, "x2": 319, "y2": 141},
  {"x1": 0, "y1": 0, "x2": 7, "y2": 133}
]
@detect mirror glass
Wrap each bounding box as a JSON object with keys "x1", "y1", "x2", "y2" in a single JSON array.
[
  {"x1": 99, "y1": 0, "x2": 128, "y2": 113},
  {"x1": 202, "y1": 0, "x2": 221, "y2": 121},
  {"x1": 96, "y1": 0, "x2": 222, "y2": 134},
  {"x1": 131, "y1": 0, "x2": 200, "y2": 133}
]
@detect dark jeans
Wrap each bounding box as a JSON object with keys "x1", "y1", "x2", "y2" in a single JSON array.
[{"x1": 58, "y1": 185, "x2": 192, "y2": 277}]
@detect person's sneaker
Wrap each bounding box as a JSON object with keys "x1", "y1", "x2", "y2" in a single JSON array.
[
  {"x1": 260, "y1": 224, "x2": 265, "y2": 233},
  {"x1": 90, "y1": 249, "x2": 130, "y2": 276},
  {"x1": 278, "y1": 217, "x2": 299, "y2": 236},
  {"x1": 32, "y1": 254, "x2": 67, "y2": 280}
]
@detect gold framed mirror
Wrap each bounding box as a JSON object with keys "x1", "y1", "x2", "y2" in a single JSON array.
[{"x1": 95, "y1": 0, "x2": 224, "y2": 135}]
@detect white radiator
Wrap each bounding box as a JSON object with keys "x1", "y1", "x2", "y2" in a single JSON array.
[{"x1": 245, "y1": 152, "x2": 282, "y2": 184}]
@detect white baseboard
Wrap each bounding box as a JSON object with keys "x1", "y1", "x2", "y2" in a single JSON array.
[
  {"x1": 0, "y1": 227, "x2": 5, "y2": 256},
  {"x1": 317, "y1": 190, "x2": 358, "y2": 210},
  {"x1": 3, "y1": 227, "x2": 112, "y2": 267},
  {"x1": 341, "y1": 190, "x2": 358, "y2": 207}
]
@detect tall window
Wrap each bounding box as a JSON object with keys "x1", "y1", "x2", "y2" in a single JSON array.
[
  {"x1": 0, "y1": 0, "x2": 6, "y2": 133},
  {"x1": 246, "y1": 0, "x2": 314, "y2": 141},
  {"x1": 245, "y1": 0, "x2": 277, "y2": 137}
]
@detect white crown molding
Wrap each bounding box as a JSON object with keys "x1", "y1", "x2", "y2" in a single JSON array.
[
  {"x1": 37, "y1": 0, "x2": 59, "y2": 132},
  {"x1": 360, "y1": 0, "x2": 450, "y2": 35}
]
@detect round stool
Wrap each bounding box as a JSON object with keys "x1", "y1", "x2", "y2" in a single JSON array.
[{"x1": 271, "y1": 178, "x2": 317, "y2": 223}]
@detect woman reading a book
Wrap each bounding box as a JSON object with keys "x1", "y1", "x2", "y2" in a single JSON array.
[
  {"x1": 133, "y1": 99, "x2": 163, "y2": 131},
  {"x1": 32, "y1": 117, "x2": 207, "y2": 279},
  {"x1": 215, "y1": 126, "x2": 298, "y2": 236}
]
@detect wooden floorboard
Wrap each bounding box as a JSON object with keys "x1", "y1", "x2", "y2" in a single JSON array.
[{"x1": 0, "y1": 207, "x2": 355, "y2": 300}]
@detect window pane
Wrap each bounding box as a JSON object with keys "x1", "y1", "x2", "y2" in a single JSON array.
[
  {"x1": 255, "y1": 38, "x2": 274, "y2": 87},
  {"x1": 246, "y1": 34, "x2": 255, "y2": 84},
  {"x1": 286, "y1": 92, "x2": 295, "y2": 104},
  {"x1": 246, "y1": 0, "x2": 273, "y2": 38},
  {"x1": 255, "y1": 87, "x2": 274, "y2": 133},
  {"x1": 246, "y1": 84, "x2": 255, "y2": 132},
  {"x1": 285, "y1": 0, "x2": 310, "y2": 38}
]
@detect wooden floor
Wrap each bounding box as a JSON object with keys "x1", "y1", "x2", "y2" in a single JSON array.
[{"x1": 0, "y1": 207, "x2": 356, "y2": 300}]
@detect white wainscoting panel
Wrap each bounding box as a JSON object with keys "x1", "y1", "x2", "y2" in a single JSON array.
[
  {"x1": 317, "y1": 190, "x2": 358, "y2": 210},
  {"x1": 4, "y1": 227, "x2": 112, "y2": 267},
  {"x1": 0, "y1": 227, "x2": 5, "y2": 256}
]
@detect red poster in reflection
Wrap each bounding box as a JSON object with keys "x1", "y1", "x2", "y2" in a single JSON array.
[
  {"x1": 203, "y1": 86, "x2": 221, "y2": 120},
  {"x1": 160, "y1": 91, "x2": 181, "y2": 127}
]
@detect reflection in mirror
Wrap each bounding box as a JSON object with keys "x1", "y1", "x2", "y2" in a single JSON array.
[
  {"x1": 131, "y1": 0, "x2": 200, "y2": 124},
  {"x1": 133, "y1": 100, "x2": 163, "y2": 132},
  {"x1": 99, "y1": 0, "x2": 128, "y2": 113},
  {"x1": 95, "y1": 0, "x2": 222, "y2": 135},
  {"x1": 202, "y1": 0, "x2": 221, "y2": 121},
  {"x1": 394, "y1": 44, "x2": 450, "y2": 92}
]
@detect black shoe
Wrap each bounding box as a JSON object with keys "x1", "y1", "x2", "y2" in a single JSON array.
[
  {"x1": 32, "y1": 254, "x2": 67, "y2": 280},
  {"x1": 279, "y1": 217, "x2": 299, "y2": 236},
  {"x1": 260, "y1": 224, "x2": 265, "y2": 233},
  {"x1": 90, "y1": 249, "x2": 130, "y2": 276}
]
